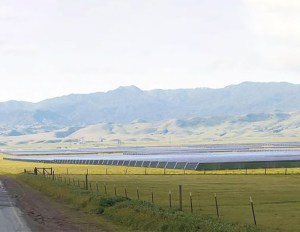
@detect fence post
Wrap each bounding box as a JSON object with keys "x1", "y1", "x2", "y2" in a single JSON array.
[
  {"x1": 250, "y1": 197, "x2": 257, "y2": 225},
  {"x1": 52, "y1": 171, "x2": 55, "y2": 181},
  {"x1": 285, "y1": 168, "x2": 288, "y2": 175},
  {"x1": 265, "y1": 168, "x2": 267, "y2": 175},
  {"x1": 190, "y1": 192, "x2": 193, "y2": 213},
  {"x1": 104, "y1": 183, "x2": 107, "y2": 195},
  {"x1": 137, "y1": 186, "x2": 140, "y2": 200},
  {"x1": 169, "y1": 190, "x2": 172, "y2": 208},
  {"x1": 215, "y1": 193, "x2": 220, "y2": 218},
  {"x1": 179, "y1": 185, "x2": 183, "y2": 211},
  {"x1": 85, "y1": 174, "x2": 88, "y2": 190},
  {"x1": 151, "y1": 191, "x2": 154, "y2": 204},
  {"x1": 114, "y1": 184, "x2": 117, "y2": 196},
  {"x1": 67, "y1": 168, "x2": 68, "y2": 175},
  {"x1": 124, "y1": 186, "x2": 127, "y2": 198}
]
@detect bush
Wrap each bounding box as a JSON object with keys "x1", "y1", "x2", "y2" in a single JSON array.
[{"x1": 98, "y1": 196, "x2": 129, "y2": 207}]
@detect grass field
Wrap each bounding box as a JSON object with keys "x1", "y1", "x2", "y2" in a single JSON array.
[
  {"x1": 1, "y1": 154, "x2": 300, "y2": 231},
  {"x1": 56, "y1": 174, "x2": 299, "y2": 232}
]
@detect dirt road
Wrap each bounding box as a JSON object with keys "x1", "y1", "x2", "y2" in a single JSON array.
[
  {"x1": 0, "y1": 180, "x2": 31, "y2": 231},
  {"x1": 0, "y1": 176, "x2": 110, "y2": 232}
]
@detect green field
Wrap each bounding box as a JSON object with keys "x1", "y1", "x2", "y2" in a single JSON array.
[
  {"x1": 2, "y1": 155, "x2": 300, "y2": 231},
  {"x1": 56, "y1": 174, "x2": 300, "y2": 232}
]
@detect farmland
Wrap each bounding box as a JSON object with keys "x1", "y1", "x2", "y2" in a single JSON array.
[{"x1": 1, "y1": 153, "x2": 300, "y2": 231}]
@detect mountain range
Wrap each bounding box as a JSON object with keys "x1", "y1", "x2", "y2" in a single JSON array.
[{"x1": 1, "y1": 82, "x2": 300, "y2": 145}]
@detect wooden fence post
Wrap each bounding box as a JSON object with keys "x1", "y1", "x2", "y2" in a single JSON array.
[
  {"x1": 250, "y1": 197, "x2": 257, "y2": 225},
  {"x1": 85, "y1": 174, "x2": 88, "y2": 190},
  {"x1": 215, "y1": 193, "x2": 220, "y2": 218},
  {"x1": 169, "y1": 190, "x2": 172, "y2": 208},
  {"x1": 124, "y1": 186, "x2": 127, "y2": 198},
  {"x1": 190, "y1": 192, "x2": 193, "y2": 213},
  {"x1": 137, "y1": 186, "x2": 140, "y2": 200},
  {"x1": 151, "y1": 191, "x2": 154, "y2": 204},
  {"x1": 179, "y1": 185, "x2": 183, "y2": 211}
]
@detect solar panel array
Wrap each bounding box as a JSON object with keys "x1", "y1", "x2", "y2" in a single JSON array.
[{"x1": 3, "y1": 142, "x2": 300, "y2": 170}]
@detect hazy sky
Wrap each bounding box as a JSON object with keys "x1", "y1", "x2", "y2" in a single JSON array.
[{"x1": 1, "y1": 0, "x2": 300, "y2": 102}]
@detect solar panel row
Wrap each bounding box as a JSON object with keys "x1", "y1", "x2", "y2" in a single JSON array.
[
  {"x1": 3, "y1": 157, "x2": 199, "y2": 170},
  {"x1": 52, "y1": 159, "x2": 198, "y2": 170}
]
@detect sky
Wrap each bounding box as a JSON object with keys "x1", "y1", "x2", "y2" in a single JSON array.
[{"x1": 0, "y1": 0, "x2": 300, "y2": 102}]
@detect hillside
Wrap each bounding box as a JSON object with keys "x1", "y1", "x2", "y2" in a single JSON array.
[
  {"x1": 1, "y1": 82, "x2": 300, "y2": 146},
  {"x1": 1, "y1": 112, "x2": 300, "y2": 146},
  {"x1": 0, "y1": 82, "x2": 300, "y2": 129}
]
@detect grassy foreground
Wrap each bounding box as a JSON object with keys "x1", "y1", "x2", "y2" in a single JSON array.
[
  {"x1": 62, "y1": 174, "x2": 300, "y2": 232},
  {"x1": 17, "y1": 174, "x2": 257, "y2": 232}
]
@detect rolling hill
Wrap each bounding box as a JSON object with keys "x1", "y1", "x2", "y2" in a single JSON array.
[{"x1": 1, "y1": 82, "x2": 300, "y2": 146}]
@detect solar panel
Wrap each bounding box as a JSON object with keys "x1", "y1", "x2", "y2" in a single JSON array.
[
  {"x1": 185, "y1": 162, "x2": 198, "y2": 170},
  {"x1": 117, "y1": 160, "x2": 124, "y2": 166},
  {"x1": 112, "y1": 160, "x2": 118, "y2": 165},
  {"x1": 165, "y1": 162, "x2": 176, "y2": 169},
  {"x1": 135, "y1": 161, "x2": 143, "y2": 167},
  {"x1": 175, "y1": 162, "x2": 187, "y2": 169},
  {"x1": 123, "y1": 160, "x2": 130, "y2": 166},
  {"x1": 157, "y1": 162, "x2": 167, "y2": 168},
  {"x1": 150, "y1": 161, "x2": 159, "y2": 168},
  {"x1": 129, "y1": 160, "x2": 137, "y2": 166},
  {"x1": 142, "y1": 161, "x2": 150, "y2": 167}
]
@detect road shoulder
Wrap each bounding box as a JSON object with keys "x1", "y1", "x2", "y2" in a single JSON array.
[{"x1": 0, "y1": 175, "x2": 113, "y2": 232}]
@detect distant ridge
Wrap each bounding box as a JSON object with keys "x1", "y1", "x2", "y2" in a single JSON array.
[{"x1": 0, "y1": 82, "x2": 300, "y2": 129}]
